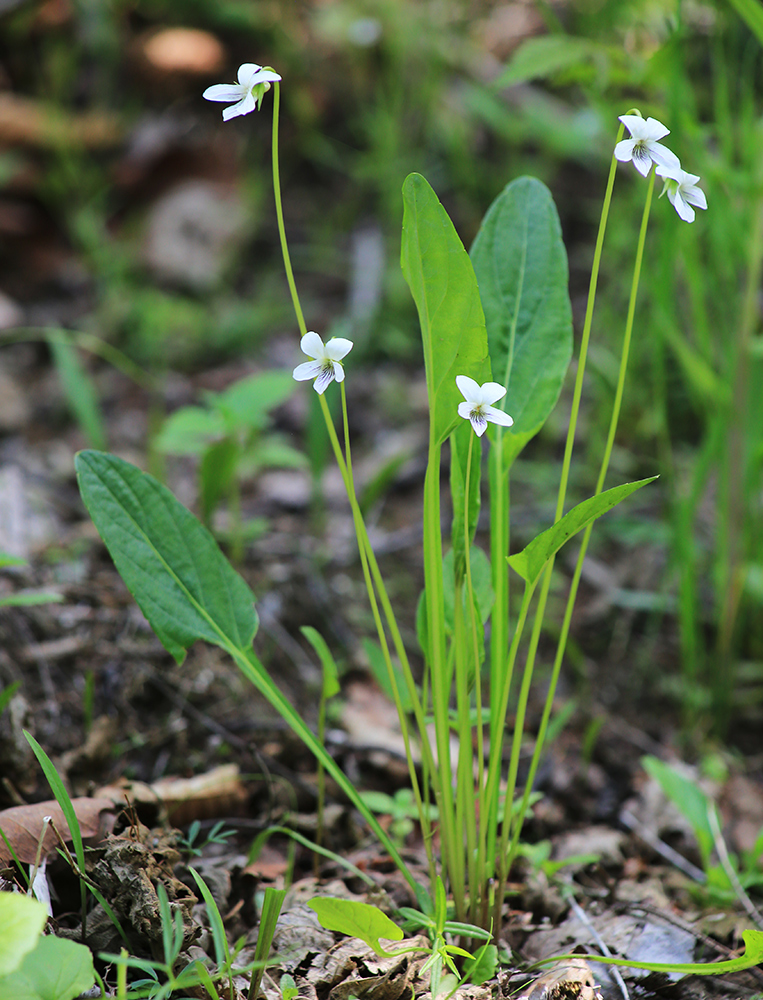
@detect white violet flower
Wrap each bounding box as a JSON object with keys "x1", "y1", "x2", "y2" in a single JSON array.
[
  {"x1": 203, "y1": 63, "x2": 282, "y2": 120},
  {"x1": 655, "y1": 164, "x2": 708, "y2": 223},
  {"x1": 456, "y1": 375, "x2": 514, "y2": 437},
  {"x1": 293, "y1": 332, "x2": 354, "y2": 394},
  {"x1": 614, "y1": 115, "x2": 680, "y2": 177}
]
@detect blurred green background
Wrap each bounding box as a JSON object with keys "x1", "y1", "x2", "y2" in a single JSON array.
[{"x1": 1, "y1": 0, "x2": 762, "y2": 743}]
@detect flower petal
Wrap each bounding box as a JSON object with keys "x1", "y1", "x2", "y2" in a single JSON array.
[
  {"x1": 642, "y1": 116, "x2": 670, "y2": 140},
  {"x1": 456, "y1": 374, "x2": 480, "y2": 401},
  {"x1": 324, "y1": 337, "x2": 354, "y2": 361},
  {"x1": 685, "y1": 186, "x2": 707, "y2": 211},
  {"x1": 485, "y1": 406, "x2": 514, "y2": 428},
  {"x1": 313, "y1": 366, "x2": 336, "y2": 394},
  {"x1": 672, "y1": 194, "x2": 696, "y2": 223},
  {"x1": 300, "y1": 331, "x2": 325, "y2": 359},
  {"x1": 457, "y1": 401, "x2": 473, "y2": 421},
  {"x1": 237, "y1": 63, "x2": 263, "y2": 86},
  {"x1": 613, "y1": 139, "x2": 636, "y2": 163},
  {"x1": 293, "y1": 360, "x2": 323, "y2": 382},
  {"x1": 203, "y1": 83, "x2": 244, "y2": 102},
  {"x1": 470, "y1": 412, "x2": 488, "y2": 437},
  {"x1": 648, "y1": 142, "x2": 680, "y2": 172},
  {"x1": 479, "y1": 381, "x2": 508, "y2": 406},
  {"x1": 222, "y1": 92, "x2": 257, "y2": 120},
  {"x1": 631, "y1": 152, "x2": 654, "y2": 177}
]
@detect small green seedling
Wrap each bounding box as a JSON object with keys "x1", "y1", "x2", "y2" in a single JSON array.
[
  {"x1": 359, "y1": 788, "x2": 438, "y2": 848},
  {"x1": 642, "y1": 754, "x2": 763, "y2": 903},
  {"x1": 154, "y1": 370, "x2": 304, "y2": 554},
  {"x1": 178, "y1": 819, "x2": 236, "y2": 857}
]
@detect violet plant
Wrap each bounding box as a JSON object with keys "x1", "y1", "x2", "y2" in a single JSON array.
[{"x1": 73, "y1": 68, "x2": 748, "y2": 976}]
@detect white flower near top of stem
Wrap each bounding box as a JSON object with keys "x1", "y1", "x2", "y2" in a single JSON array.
[
  {"x1": 614, "y1": 114, "x2": 680, "y2": 177},
  {"x1": 655, "y1": 164, "x2": 708, "y2": 223},
  {"x1": 456, "y1": 375, "x2": 514, "y2": 437},
  {"x1": 293, "y1": 331, "x2": 354, "y2": 394},
  {"x1": 202, "y1": 63, "x2": 281, "y2": 120}
]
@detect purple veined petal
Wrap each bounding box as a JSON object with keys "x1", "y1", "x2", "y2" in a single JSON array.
[
  {"x1": 470, "y1": 413, "x2": 488, "y2": 437},
  {"x1": 324, "y1": 337, "x2": 354, "y2": 361},
  {"x1": 313, "y1": 366, "x2": 336, "y2": 394},
  {"x1": 631, "y1": 150, "x2": 654, "y2": 177},
  {"x1": 223, "y1": 91, "x2": 257, "y2": 120},
  {"x1": 293, "y1": 360, "x2": 323, "y2": 382},
  {"x1": 686, "y1": 186, "x2": 707, "y2": 210},
  {"x1": 456, "y1": 374, "x2": 480, "y2": 400},
  {"x1": 203, "y1": 83, "x2": 244, "y2": 102},
  {"x1": 614, "y1": 139, "x2": 636, "y2": 163},
  {"x1": 480, "y1": 381, "x2": 508, "y2": 406},
  {"x1": 485, "y1": 406, "x2": 514, "y2": 428},
  {"x1": 300, "y1": 331, "x2": 325, "y2": 358},
  {"x1": 237, "y1": 63, "x2": 264, "y2": 86}
]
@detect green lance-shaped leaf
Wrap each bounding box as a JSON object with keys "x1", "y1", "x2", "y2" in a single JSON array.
[
  {"x1": 75, "y1": 450, "x2": 258, "y2": 663},
  {"x1": 539, "y1": 929, "x2": 763, "y2": 977},
  {"x1": 308, "y1": 898, "x2": 403, "y2": 957},
  {"x1": 470, "y1": 176, "x2": 572, "y2": 467},
  {"x1": 508, "y1": 477, "x2": 658, "y2": 587},
  {"x1": 47, "y1": 330, "x2": 107, "y2": 451},
  {"x1": 401, "y1": 173, "x2": 491, "y2": 446}
]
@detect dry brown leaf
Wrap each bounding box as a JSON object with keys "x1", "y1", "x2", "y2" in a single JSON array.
[
  {"x1": 516, "y1": 958, "x2": 602, "y2": 999},
  {"x1": 0, "y1": 797, "x2": 115, "y2": 863},
  {"x1": 95, "y1": 763, "x2": 247, "y2": 827}
]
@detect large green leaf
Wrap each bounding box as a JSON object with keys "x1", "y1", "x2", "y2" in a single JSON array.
[
  {"x1": 75, "y1": 451, "x2": 417, "y2": 892},
  {"x1": 401, "y1": 173, "x2": 491, "y2": 445},
  {"x1": 471, "y1": 177, "x2": 572, "y2": 466},
  {"x1": 75, "y1": 450, "x2": 258, "y2": 663},
  {"x1": 508, "y1": 477, "x2": 658, "y2": 586},
  {"x1": 308, "y1": 898, "x2": 403, "y2": 956},
  {"x1": 0, "y1": 935, "x2": 94, "y2": 1000}
]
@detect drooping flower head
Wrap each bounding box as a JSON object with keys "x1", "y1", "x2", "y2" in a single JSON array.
[
  {"x1": 655, "y1": 164, "x2": 708, "y2": 223},
  {"x1": 456, "y1": 376, "x2": 514, "y2": 437},
  {"x1": 614, "y1": 114, "x2": 680, "y2": 177},
  {"x1": 203, "y1": 63, "x2": 282, "y2": 120},
  {"x1": 293, "y1": 332, "x2": 354, "y2": 394}
]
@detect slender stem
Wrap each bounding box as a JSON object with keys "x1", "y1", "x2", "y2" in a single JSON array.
[
  {"x1": 462, "y1": 430, "x2": 483, "y2": 921},
  {"x1": 506, "y1": 168, "x2": 655, "y2": 873},
  {"x1": 271, "y1": 82, "x2": 306, "y2": 337}
]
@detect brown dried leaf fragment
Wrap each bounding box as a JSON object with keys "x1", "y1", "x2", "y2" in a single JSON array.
[{"x1": 0, "y1": 797, "x2": 114, "y2": 863}]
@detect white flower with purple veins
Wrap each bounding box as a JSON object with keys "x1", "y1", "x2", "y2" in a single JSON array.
[
  {"x1": 614, "y1": 115, "x2": 680, "y2": 177},
  {"x1": 655, "y1": 164, "x2": 708, "y2": 223},
  {"x1": 203, "y1": 63, "x2": 282, "y2": 120},
  {"x1": 293, "y1": 332, "x2": 354, "y2": 394},
  {"x1": 456, "y1": 376, "x2": 514, "y2": 437}
]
